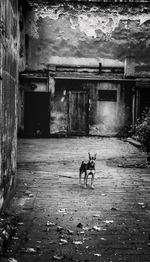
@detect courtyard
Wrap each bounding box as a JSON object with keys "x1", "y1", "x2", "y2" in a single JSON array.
[{"x1": 1, "y1": 137, "x2": 150, "y2": 262}]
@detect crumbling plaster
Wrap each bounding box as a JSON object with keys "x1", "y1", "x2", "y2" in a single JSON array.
[{"x1": 25, "y1": 3, "x2": 150, "y2": 69}]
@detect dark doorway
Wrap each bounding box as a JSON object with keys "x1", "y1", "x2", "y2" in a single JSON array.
[
  {"x1": 68, "y1": 91, "x2": 89, "y2": 135},
  {"x1": 140, "y1": 88, "x2": 150, "y2": 115},
  {"x1": 24, "y1": 92, "x2": 50, "y2": 137}
]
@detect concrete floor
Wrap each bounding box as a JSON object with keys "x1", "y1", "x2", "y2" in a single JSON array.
[{"x1": 3, "y1": 137, "x2": 150, "y2": 262}]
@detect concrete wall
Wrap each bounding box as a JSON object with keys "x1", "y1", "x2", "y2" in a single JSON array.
[
  {"x1": 0, "y1": 0, "x2": 19, "y2": 210},
  {"x1": 25, "y1": 3, "x2": 150, "y2": 70}
]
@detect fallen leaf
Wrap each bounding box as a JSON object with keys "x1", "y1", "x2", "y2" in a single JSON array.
[
  {"x1": 73, "y1": 241, "x2": 83, "y2": 245},
  {"x1": 104, "y1": 220, "x2": 114, "y2": 224},
  {"x1": 8, "y1": 258, "x2": 18, "y2": 262},
  {"x1": 94, "y1": 253, "x2": 101, "y2": 257},
  {"x1": 79, "y1": 231, "x2": 85, "y2": 234},
  {"x1": 29, "y1": 194, "x2": 33, "y2": 197},
  {"x1": 67, "y1": 229, "x2": 73, "y2": 234},
  {"x1": 57, "y1": 226, "x2": 63, "y2": 231},
  {"x1": 26, "y1": 248, "x2": 36, "y2": 253},
  {"x1": 138, "y1": 202, "x2": 147, "y2": 208},
  {"x1": 46, "y1": 221, "x2": 55, "y2": 226},
  {"x1": 12, "y1": 237, "x2": 19, "y2": 240},
  {"x1": 60, "y1": 239, "x2": 68, "y2": 245},
  {"x1": 53, "y1": 255, "x2": 64, "y2": 260},
  {"x1": 57, "y1": 208, "x2": 67, "y2": 213},
  {"x1": 82, "y1": 227, "x2": 89, "y2": 231},
  {"x1": 92, "y1": 226, "x2": 102, "y2": 231}
]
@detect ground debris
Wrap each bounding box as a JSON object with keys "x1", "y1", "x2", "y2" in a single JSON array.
[
  {"x1": 77, "y1": 223, "x2": 83, "y2": 228},
  {"x1": 92, "y1": 225, "x2": 102, "y2": 231},
  {"x1": 104, "y1": 220, "x2": 114, "y2": 224},
  {"x1": 73, "y1": 241, "x2": 83, "y2": 245},
  {"x1": 111, "y1": 207, "x2": 118, "y2": 211},
  {"x1": 25, "y1": 190, "x2": 33, "y2": 197},
  {"x1": 57, "y1": 208, "x2": 67, "y2": 213},
  {"x1": 57, "y1": 226, "x2": 63, "y2": 232},
  {"x1": 53, "y1": 255, "x2": 64, "y2": 260},
  {"x1": 59, "y1": 239, "x2": 68, "y2": 245},
  {"x1": 94, "y1": 253, "x2": 101, "y2": 257},
  {"x1": 8, "y1": 258, "x2": 18, "y2": 262},
  {"x1": 93, "y1": 214, "x2": 101, "y2": 218},
  {"x1": 26, "y1": 247, "x2": 37, "y2": 253},
  {"x1": 17, "y1": 222, "x2": 24, "y2": 225},
  {"x1": 82, "y1": 227, "x2": 89, "y2": 231},
  {"x1": 0, "y1": 212, "x2": 20, "y2": 255},
  {"x1": 67, "y1": 229, "x2": 74, "y2": 234},
  {"x1": 46, "y1": 221, "x2": 55, "y2": 226},
  {"x1": 138, "y1": 202, "x2": 148, "y2": 209}
]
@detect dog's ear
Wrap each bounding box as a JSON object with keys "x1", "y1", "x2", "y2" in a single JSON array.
[
  {"x1": 94, "y1": 153, "x2": 97, "y2": 160},
  {"x1": 88, "y1": 152, "x2": 91, "y2": 159}
]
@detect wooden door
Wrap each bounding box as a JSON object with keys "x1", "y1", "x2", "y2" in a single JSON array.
[{"x1": 68, "y1": 91, "x2": 89, "y2": 135}]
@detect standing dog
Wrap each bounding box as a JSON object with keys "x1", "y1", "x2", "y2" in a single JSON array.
[{"x1": 79, "y1": 153, "x2": 96, "y2": 188}]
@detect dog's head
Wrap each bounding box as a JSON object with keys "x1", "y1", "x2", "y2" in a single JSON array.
[{"x1": 88, "y1": 152, "x2": 96, "y2": 168}]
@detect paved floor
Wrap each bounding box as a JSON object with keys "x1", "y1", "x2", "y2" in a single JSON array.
[{"x1": 3, "y1": 138, "x2": 150, "y2": 262}]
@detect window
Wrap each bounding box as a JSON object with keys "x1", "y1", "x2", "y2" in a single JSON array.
[{"x1": 98, "y1": 90, "x2": 117, "y2": 101}]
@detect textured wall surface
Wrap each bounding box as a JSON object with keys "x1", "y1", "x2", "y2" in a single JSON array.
[
  {"x1": 0, "y1": 0, "x2": 19, "y2": 210},
  {"x1": 25, "y1": 3, "x2": 150, "y2": 70}
]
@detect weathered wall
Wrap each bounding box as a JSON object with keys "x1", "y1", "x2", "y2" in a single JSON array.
[
  {"x1": 88, "y1": 82, "x2": 120, "y2": 136},
  {"x1": 50, "y1": 80, "x2": 132, "y2": 136},
  {"x1": 25, "y1": 3, "x2": 150, "y2": 70},
  {"x1": 0, "y1": 0, "x2": 19, "y2": 210},
  {"x1": 20, "y1": 78, "x2": 132, "y2": 136}
]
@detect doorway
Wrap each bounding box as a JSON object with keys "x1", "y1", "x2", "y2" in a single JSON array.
[
  {"x1": 24, "y1": 92, "x2": 50, "y2": 137},
  {"x1": 68, "y1": 91, "x2": 89, "y2": 135}
]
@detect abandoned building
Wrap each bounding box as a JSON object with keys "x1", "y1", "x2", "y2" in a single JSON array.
[{"x1": 1, "y1": 0, "x2": 150, "y2": 209}]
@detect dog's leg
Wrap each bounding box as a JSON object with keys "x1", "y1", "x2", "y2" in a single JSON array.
[
  {"x1": 83, "y1": 171, "x2": 87, "y2": 188},
  {"x1": 91, "y1": 173, "x2": 95, "y2": 189},
  {"x1": 79, "y1": 168, "x2": 82, "y2": 185}
]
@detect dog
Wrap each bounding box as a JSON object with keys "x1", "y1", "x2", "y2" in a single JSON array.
[{"x1": 79, "y1": 153, "x2": 96, "y2": 189}]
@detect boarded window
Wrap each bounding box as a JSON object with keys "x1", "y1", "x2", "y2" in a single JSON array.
[{"x1": 98, "y1": 90, "x2": 117, "y2": 101}]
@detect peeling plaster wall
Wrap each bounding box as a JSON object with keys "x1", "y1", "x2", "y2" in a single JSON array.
[
  {"x1": 0, "y1": 0, "x2": 19, "y2": 211},
  {"x1": 25, "y1": 3, "x2": 150, "y2": 70}
]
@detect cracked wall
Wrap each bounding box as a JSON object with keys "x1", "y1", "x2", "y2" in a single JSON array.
[
  {"x1": 25, "y1": 3, "x2": 150, "y2": 69},
  {"x1": 0, "y1": 0, "x2": 19, "y2": 211}
]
